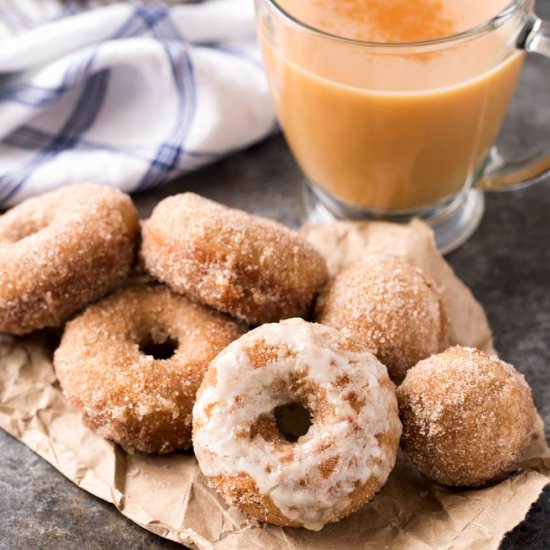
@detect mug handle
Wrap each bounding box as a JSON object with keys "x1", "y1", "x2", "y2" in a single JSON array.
[{"x1": 479, "y1": 15, "x2": 550, "y2": 192}]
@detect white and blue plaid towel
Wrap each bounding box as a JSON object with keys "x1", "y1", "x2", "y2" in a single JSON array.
[{"x1": 0, "y1": 0, "x2": 276, "y2": 207}]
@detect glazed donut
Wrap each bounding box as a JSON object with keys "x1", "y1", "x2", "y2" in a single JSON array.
[
  {"x1": 193, "y1": 318, "x2": 401, "y2": 530},
  {"x1": 0, "y1": 184, "x2": 139, "y2": 335},
  {"x1": 141, "y1": 193, "x2": 328, "y2": 324},
  {"x1": 54, "y1": 284, "x2": 244, "y2": 454},
  {"x1": 316, "y1": 255, "x2": 448, "y2": 382},
  {"x1": 397, "y1": 346, "x2": 536, "y2": 486}
]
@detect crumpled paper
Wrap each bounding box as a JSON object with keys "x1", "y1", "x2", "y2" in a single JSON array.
[{"x1": 1, "y1": 219, "x2": 549, "y2": 550}]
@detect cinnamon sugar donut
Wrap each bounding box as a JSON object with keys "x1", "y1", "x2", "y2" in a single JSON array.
[
  {"x1": 316, "y1": 255, "x2": 448, "y2": 382},
  {"x1": 193, "y1": 318, "x2": 401, "y2": 529},
  {"x1": 0, "y1": 184, "x2": 139, "y2": 335},
  {"x1": 55, "y1": 285, "x2": 244, "y2": 454},
  {"x1": 141, "y1": 193, "x2": 328, "y2": 324},
  {"x1": 398, "y1": 346, "x2": 536, "y2": 487}
]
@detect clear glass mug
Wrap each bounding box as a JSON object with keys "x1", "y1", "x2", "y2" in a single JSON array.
[{"x1": 255, "y1": 0, "x2": 550, "y2": 253}]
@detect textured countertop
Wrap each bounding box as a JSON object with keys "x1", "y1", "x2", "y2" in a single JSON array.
[{"x1": 2, "y1": 4, "x2": 550, "y2": 548}]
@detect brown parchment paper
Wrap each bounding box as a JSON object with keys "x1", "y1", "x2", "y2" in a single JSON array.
[{"x1": 1, "y1": 219, "x2": 549, "y2": 550}]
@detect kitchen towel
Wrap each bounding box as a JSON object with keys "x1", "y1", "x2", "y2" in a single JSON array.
[{"x1": 0, "y1": 0, "x2": 276, "y2": 207}]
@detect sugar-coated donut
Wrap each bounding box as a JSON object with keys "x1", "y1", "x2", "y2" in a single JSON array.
[
  {"x1": 193, "y1": 318, "x2": 401, "y2": 530},
  {"x1": 55, "y1": 285, "x2": 245, "y2": 454},
  {"x1": 0, "y1": 184, "x2": 139, "y2": 335},
  {"x1": 397, "y1": 346, "x2": 536, "y2": 486},
  {"x1": 316, "y1": 255, "x2": 448, "y2": 382},
  {"x1": 141, "y1": 193, "x2": 328, "y2": 324}
]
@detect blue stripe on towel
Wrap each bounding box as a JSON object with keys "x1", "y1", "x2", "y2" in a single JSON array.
[
  {"x1": 0, "y1": 83, "x2": 69, "y2": 107},
  {"x1": 136, "y1": 41, "x2": 196, "y2": 191},
  {"x1": 112, "y1": 5, "x2": 168, "y2": 39},
  {"x1": 0, "y1": 39, "x2": 101, "y2": 108},
  {"x1": 3, "y1": 125, "x2": 174, "y2": 167},
  {"x1": 112, "y1": 5, "x2": 195, "y2": 191},
  {"x1": 0, "y1": 52, "x2": 109, "y2": 203},
  {"x1": 4, "y1": 123, "x2": 225, "y2": 164},
  {"x1": 133, "y1": 5, "x2": 197, "y2": 191}
]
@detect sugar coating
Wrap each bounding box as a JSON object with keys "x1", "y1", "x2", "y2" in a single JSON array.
[
  {"x1": 141, "y1": 193, "x2": 329, "y2": 324},
  {"x1": 398, "y1": 346, "x2": 536, "y2": 486},
  {"x1": 0, "y1": 184, "x2": 139, "y2": 335},
  {"x1": 54, "y1": 284, "x2": 245, "y2": 454},
  {"x1": 316, "y1": 255, "x2": 448, "y2": 382},
  {"x1": 193, "y1": 318, "x2": 402, "y2": 530}
]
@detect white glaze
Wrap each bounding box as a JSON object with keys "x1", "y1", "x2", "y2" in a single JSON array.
[{"x1": 193, "y1": 318, "x2": 402, "y2": 530}]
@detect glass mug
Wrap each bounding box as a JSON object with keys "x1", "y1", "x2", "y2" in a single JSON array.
[{"x1": 255, "y1": 0, "x2": 550, "y2": 253}]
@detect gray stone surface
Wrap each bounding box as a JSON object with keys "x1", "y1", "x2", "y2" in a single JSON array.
[{"x1": 2, "y1": 2, "x2": 550, "y2": 548}]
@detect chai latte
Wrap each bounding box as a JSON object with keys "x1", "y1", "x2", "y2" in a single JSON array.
[{"x1": 260, "y1": 0, "x2": 524, "y2": 211}]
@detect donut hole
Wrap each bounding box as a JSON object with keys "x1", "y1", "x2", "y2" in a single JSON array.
[
  {"x1": 139, "y1": 336, "x2": 179, "y2": 360},
  {"x1": 274, "y1": 402, "x2": 312, "y2": 443}
]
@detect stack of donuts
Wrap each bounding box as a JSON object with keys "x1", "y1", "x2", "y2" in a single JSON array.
[{"x1": 0, "y1": 184, "x2": 537, "y2": 530}]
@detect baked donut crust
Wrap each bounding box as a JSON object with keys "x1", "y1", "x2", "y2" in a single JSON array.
[
  {"x1": 193, "y1": 318, "x2": 401, "y2": 529},
  {"x1": 54, "y1": 284, "x2": 245, "y2": 454},
  {"x1": 397, "y1": 346, "x2": 536, "y2": 486},
  {"x1": 0, "y1": 184, "x2": 139, "y2": 335},
  {"x1": 316, "y1": 255, "x2": 448, "y2": 382},
  {"x1": 141, "y1": 193, "x2": 328, "y2": 324}
]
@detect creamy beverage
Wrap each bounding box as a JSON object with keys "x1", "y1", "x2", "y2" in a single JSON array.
[{"x1": 259, "y1": 0, "x2": 524, "y2": 211}]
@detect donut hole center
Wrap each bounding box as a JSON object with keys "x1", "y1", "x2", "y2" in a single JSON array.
[
  {"x1": 274, "y1": 402, "x2": 312, "y2": 443},
  {"x1": 139, "y1": 336, "x2": 178, "y2": 360}
]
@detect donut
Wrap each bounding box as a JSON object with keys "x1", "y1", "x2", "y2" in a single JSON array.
[
  {"x1": 0, "y1": 184, "x2": 139, "y2": 335},
  {"x1": 54, "y1": 284, "x2": 245, "y2": 454},
  {"x1": 192, "y1": 318, "x2": 401, "y2": 530},
  {"x1": 141, "y1": 193, "x2": 328, "y2": 324},
  {"x1": 316, "y1": 255, "x2": 448, "y2": 382},
  {"x1": 397, "y1": 346, "x2": 536, "y2": 486}
]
